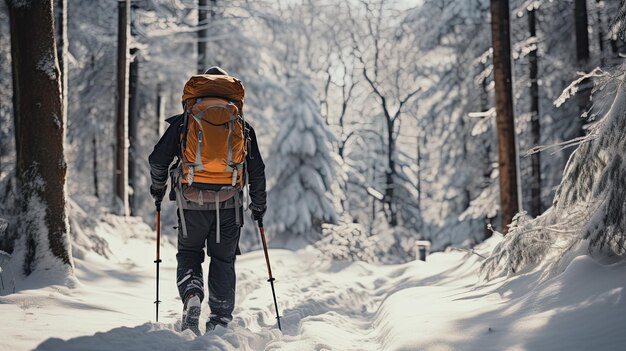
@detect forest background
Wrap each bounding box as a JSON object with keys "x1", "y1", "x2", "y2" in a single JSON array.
[{"x1": 1, "y1": 0, "x2": 625, "y2": 272}]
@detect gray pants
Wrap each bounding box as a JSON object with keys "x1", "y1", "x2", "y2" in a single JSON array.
[{"x1": 176, "y1": 206, "x2": 242, "y2": 323}]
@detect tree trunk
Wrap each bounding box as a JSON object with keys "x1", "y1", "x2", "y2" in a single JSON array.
[
  {"x1": 385, "y1": 118, "x2": 397, "y2": 226},
  {"x1": 128, "y1": 48, "x2": 139, "y2": 216},
  {"x1": 480, "y1": 61, "x2": 493, "y2": 238},
  {"x1": 528, "y1": 8, "x2": 542, "y2": 218},
  {"x1": 416, "y1": 133, "x2": 421, "y2": 217},
  {"x1": 197, "y1": 0, "x2": 207, "y2": 73},
  {"x1": 93, "y1": 135, "x2": 99, "y2": 199},
  {"x1": 575, "y1": 0, "x2": 590, "y2": 63},
  {"x1": 490, "y1": 0, "x2": 519, "y2": 234},
  {"x1": 156, "y1": 83, "x2": 165, "y2": 137},
  {"x1": 8, "y1": 0, "x2": 72, "y2": 274},
  {"x1": 575, "y1": 0, "x2": 590, "y2": 137},
  {"x1": 115, "y1": 0, "x2": 130, "y2": 216},
  {"x1": 596, "y1": 0, "x2": 606, "y2": 66},
  {"x1": 53, "y1": 0, "x2": 67, "y2": 130}
]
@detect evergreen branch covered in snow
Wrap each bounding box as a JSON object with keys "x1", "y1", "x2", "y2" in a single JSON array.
[
  {"x1": 482, "y1": 65, "x2": 626, "y2": 280},
  {"x1": 554, "y1": 68, "x2": 605, "y2": 108}
]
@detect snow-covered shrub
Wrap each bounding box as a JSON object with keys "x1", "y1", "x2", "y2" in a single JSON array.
[
  {"x1": 315, "y1": 221, "x2": 427, "y2": 265},
  {"x1": 67, "y1": 199, "x2": 112, "y2": 260},
  {"x1": 314, "y1": 222, "x2": 381, "y2": 264},
  {"x1": 482, "y1": 64, "x2": 626, "y2": 280}
]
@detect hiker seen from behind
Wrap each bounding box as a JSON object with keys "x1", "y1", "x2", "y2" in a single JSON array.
[{"x1": 148, "y1": 66, "x2": 267, "y2": 335}]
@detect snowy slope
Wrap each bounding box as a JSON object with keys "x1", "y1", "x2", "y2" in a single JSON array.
[{"x1": 1, "y1": 215, "x2": 625, "y2": 351}]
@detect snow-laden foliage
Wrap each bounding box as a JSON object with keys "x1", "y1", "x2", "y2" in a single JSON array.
[
  {"x1": 65, "y1": 0, "x2": 117, "y2": 202},
  {"x1": 315, "y1": 221, "x2": 421, "y2": 264},
  {"x1": 482, "y1": 65, "x2": 626, "y2": 280},
  {"x1": 403, "y1": 0, "x2": 496, "y2": 247},
  {"x1": 266, "y1": 75, "x2": 339, "y2": 241},
  {"x1": 314, "y1": 222, "x2": 381, "y2": 263},
  {"x1": 509, "y1": 0, "x2": 585, "y2": 216}
]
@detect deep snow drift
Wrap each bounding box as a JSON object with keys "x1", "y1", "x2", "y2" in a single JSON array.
[{"x1": 0, "y1": 214, "x2": 625, "y2": 351}]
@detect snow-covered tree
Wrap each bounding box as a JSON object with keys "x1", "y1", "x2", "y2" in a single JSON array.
[
  {"x1": 482, "y1": 63, "x2": 626, "y2": 280},
  {"x1": 266, "y1": 75, "x2": 339, "y2": 243},
  {"x1": 6, "y1": 0, "x2": 72, "y2": 277},
  {"x1": 66, "y1": 0, "x2": 117, "y2": 202},
  {"x1": 349, "y1": 0, "x2": 421, "y2": 227},
  {"x1": 402, "y1": 0, "x2": 497, "y2": 248}
]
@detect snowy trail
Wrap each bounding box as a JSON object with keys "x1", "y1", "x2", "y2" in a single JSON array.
[{"x1": 1, "y1": 215, "x2": 626, "y2": 351}]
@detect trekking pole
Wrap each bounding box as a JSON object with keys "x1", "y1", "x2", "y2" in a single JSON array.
[
  {"x1": 257, "y1": 220, "x2": 282, "y2": 331},
  {"x1": 154, "y1": 205, "x2": 162, "y2": 322}
]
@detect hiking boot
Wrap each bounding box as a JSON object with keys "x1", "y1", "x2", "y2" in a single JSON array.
[
  {"x1": 181, "y1": 295, "x2": 201, "y2": 336},
  {"x1": 205, "y1": 317, "x2": 228, "y2": 333}
]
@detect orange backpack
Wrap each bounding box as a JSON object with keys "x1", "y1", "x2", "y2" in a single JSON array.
[{"x1": 179, "y1": 74, "x2": 247, "y2": 187}]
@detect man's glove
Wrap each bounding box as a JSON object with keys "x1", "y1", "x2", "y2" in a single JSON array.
[
  {"x1": 150, "y1": 184, "x2": 167, "y2": 209},
  {"x1": 249, "y1": 203, "x2": 266, "y2": 221}
]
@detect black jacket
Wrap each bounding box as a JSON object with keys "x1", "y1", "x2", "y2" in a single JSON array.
[{"x1": 148, "y1": 114, "x2": 267, "y2": 207}]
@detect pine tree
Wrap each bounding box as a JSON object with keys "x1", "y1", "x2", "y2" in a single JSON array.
[{"x1": 266, "y1": 75, "x2": 338, "y2": 242}]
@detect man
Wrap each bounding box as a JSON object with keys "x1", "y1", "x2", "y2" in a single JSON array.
[{"x1": 149, "y1": 66, "x2": 267, "y2": 335}]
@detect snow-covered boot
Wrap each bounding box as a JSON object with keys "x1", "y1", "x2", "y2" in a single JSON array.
[
  {"x1": 205, "y1": 316, "x2": 228, "y2": 334},
  {"x1": 181, "y1": 294, "x2": 201, "y2": 335}
]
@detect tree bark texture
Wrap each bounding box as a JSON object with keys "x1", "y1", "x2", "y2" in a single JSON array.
[
  {"x1": 116, "y1": 0, "x2": 130, "y2": 216},
  {"x1": 490, "y1": 0, "x2": 520, "y2": 233},
  {"x1": 528, "y1": 8, "x2": 542, "y2": 218},
  {"x1": 128, "y1": 48, "x2": 139, "y2": 216},
  {"x1": 8, "y1": 0, "x2": 72, "y2": 273},
  {"x1": 53, "y1": 0, "x2": 67, "y2": 130},
  {"x1": 386, "y1": 118, "x2": 397, "y2": 226}
]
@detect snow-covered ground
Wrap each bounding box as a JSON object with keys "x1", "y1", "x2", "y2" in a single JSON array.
[{"x1": 1, "y1": 215, "x2": 625, "y2": 351}]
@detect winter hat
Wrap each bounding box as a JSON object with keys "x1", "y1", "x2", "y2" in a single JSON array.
[{"x1": 204, "y1": 66, "x2": 228, "y2": 75}]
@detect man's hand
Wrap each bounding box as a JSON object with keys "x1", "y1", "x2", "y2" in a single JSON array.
[
  {"x1": 249, "y1": 203, "x2": 266, "y2": 221},
  {"x1": 150, "y1": 185, "x2": 167, "y2": 208}
]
